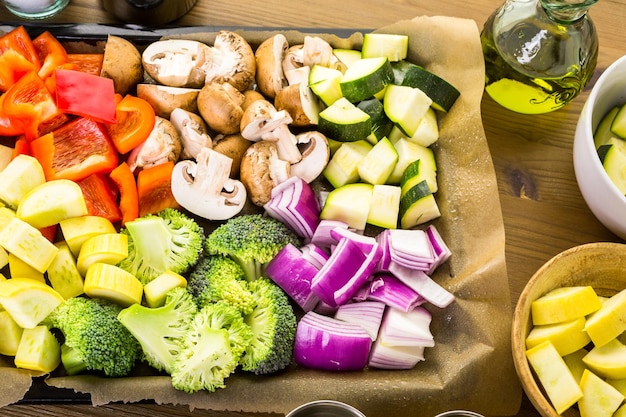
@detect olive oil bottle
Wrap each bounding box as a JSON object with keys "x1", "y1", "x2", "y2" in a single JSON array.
[{"x1": 481, "y1": 0, "x2": 598, "y2": 114}]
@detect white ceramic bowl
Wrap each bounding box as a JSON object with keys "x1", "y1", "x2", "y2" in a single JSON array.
[{"x1": 574, "y1": 54, "x2": 626, "y2": 240}]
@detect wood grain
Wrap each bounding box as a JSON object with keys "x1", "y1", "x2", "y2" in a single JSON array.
[{"x1": 1, "y1": 0, "x2": 624, "y2": 415}]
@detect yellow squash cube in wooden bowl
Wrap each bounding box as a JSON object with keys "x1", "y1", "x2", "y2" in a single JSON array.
[{"x1": 512, "y1": 242, "x2": 626, "y2": 417}]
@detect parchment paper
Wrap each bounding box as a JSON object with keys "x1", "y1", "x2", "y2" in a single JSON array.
[{"x1": 0, "y1": 15, "x2": 523, "y2": 416}]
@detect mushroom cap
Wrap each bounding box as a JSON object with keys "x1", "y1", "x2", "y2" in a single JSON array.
[
  {"x1": 101, "y1": 35, "x2": 143, "y2": 95},
  {"x1": 142, "y1": 39, "x2": 210, "y2": 88},
  {"x1": 197, "y1": 82, "x2": 245, "y2": 135},
  {"x1": 240, "y1": 141, "x2": 291, "y2": 206},
  {"x1": 202, "y1": 31, "x2": 256, "y2": 92},
  {"x1": 255, "y1": 33, "x2": 289, "y2": 99},
  {"x1": 136, "y1": 84, "x2": 200, "y2": 119},
  {"x1": 242, "y1": 89, "x2": 266, "y2": 111}
]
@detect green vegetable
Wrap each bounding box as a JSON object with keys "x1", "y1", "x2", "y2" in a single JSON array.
[
  {"x1": 117, "y1": 208, "x2": 204, "y2": 285},
  {"x1": 204, "y1": 214, "x2": 301, "y2": 281},
  {"x1": 186, "y1": 255, "x2": 255, "y2": 313},
  {"x1": 43, "y1": 296, "x2": 141, "y2": 377},
  {"x1": 240, "y1": 278, "x2": 297, "y2": 375},
  {"x1": 171, "y1": 301, "x2": 253, "y2": 393},
  {"x1": 117, "y1": 287, "x2": 198, "y2": 374}
]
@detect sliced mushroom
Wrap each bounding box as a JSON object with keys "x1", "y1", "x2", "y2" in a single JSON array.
[
  {"x1": 262, "y1": 123, "x2": 302, "y2": 164},
  {"x1": 202, "y1": 31, "x2": 256, "y2": 92},
  {"x1": 170, "y1": 108, "x2": 212, "y2": 160},
  {"x1": 212, "y1": 133, "x2": 252, "y2": 178},
  {"x1": 302, "y1": 36, "x2": 335, "y2": 68},
  {"x1": 239, "y1": 99, "x2": 292, "y2": 141},
  {"x1": 171, "y1": 147, "x2": 247, "y2": 221},
  {"x1": 283, "y1": 45, "x2": 304, "y2": 73},
  {"x1": 197, "y1": 82, "x2": 245, "y2": 135},
  {"x1": 127, "y1": 116, "x2": 182, "y2": 172},
  {"x1": 136, "y1": 84, "x2": 200, "y2": 119},
  {"x1": 255, "y1": 33, "x2": 289, "y2": 99},
  {"x1": 142, "y1": 39, "x2": 210, "y2": 88},
  {"x1": 290, "y1": 131, "x2": 331, "y2": 182},
  {"x1": 274, "y1": 82, "x2": 320, "y2": 127},
  {"x1": 240, "y1": 141, "x2": 291, "y2": 206},
  {"x1": 283, "y1": 65, "x2": 310, "y2": 86}
]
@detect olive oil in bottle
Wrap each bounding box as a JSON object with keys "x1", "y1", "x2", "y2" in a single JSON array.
[{"x1": 481, "y1": 0, "x2": 598, "y2": 114}]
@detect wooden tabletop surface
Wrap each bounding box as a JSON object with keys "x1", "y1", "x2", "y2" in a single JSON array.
[{"x1": 1, "y1": 0, "x2": 624, "y2": 416}]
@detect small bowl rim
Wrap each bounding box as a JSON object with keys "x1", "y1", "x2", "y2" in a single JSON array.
[
  {"x1": 511, "y1": 242, "x2": 626, "y2": 417},
  {"x1": 574, "y1": 54, "x2": 626, "y2": 228}
]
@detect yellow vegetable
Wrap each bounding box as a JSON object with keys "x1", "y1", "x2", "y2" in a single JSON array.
[
  {"x1": 0, "y1": 310, "x2": 23, "y2": 356},
  {"x1": 8, "y1": 252, "x2": 45, "y2": 283},
  {"x1": 525, "y1": 340, "x2": 583, "y2": 414},
  {"x1": 531, "y1": 286, "x2": 602, "y2": 326},
  {"x1": 143, "y1": 270, "x2": 187, "y2": 308},
  {"x1": 525, "y1": 316, "x2": 591, "y2": 356},
  {"x1": 58, "y1": 215, "x2": 117, "y2": 257},
  {"x1": 0, "y1": 246, "x2": 8, "y2": 271},
  {"x1": 585, "y1": 288, "x2": 626, "y2": 347},
  {"x1": 563, "y1": 348, "x2": 588, "y2": 384},
  {"x1": 76, "y1": 233, "x2": 128, "y2": 277},
  {"x1": 583, "y1": 338, "x2": 626, "y2": 380},
  {"x1": 0, "y1": 154, "x2": 45, "y2": 209},
  {"x1": 0, "y1": 206, "x2": 16, "y2": 231},
  {"x1": 16, "y1": 179, "x2": 88, "y2": 229},
  {"x1": 0, "y1": 278, "x2": 64, "y2": 329},
  {"x1": 83, "y1": 263, "x2": 143, "y2": 307},
  {"x1": 578, "y1": 369, "x2": 624, "y2": 417},
  {"x1": 14, "y1": 325, "x2": 61, "y2": 373},
  {"x1": 46, "y1": 242, "x2": 84, "y2": 300},
  {"x1": 0, "y1": 217, "x2": 59, "y2": 273}
]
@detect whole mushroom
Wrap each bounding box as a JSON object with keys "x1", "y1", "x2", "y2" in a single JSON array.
[
  {"x1": 255, "y1": 33, "x2": 289, "y2": 99},
  {"x1": 240, "y1": 141, "x2": 291, "y2": 206},
  {"x1": 212, "y1": 134, "x2": 252, "y2": 178},
  {"x1": 274, "y1": 82, "x2": 320, "y2": 127},
  {"x1": 197, "y1": 82, "x2": 245, "y2": 135}
]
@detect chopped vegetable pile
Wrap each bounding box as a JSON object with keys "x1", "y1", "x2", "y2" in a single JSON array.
[{"x1": 0, "y1": 25, "x2": 461, "y2": 393}]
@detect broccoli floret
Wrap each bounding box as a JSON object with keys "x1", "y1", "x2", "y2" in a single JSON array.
[
  {"x1": 187, "y1": 255, "x2": 256, "y2": 313},
  {"x1": 240, "y1": 278, "x2": 297, "y2": 375},
  {"x1": 204, "y1": 214, "x2": 301, "y2": 281},
  {"x1": 171, "y1": 301, "x2": 253, "y2": 393},
  {"x1": 117, "y1": 287, "x2": 197, "y2": 374},
  {"x1": 44, "y1": 297, "x2": 141, "y2": 377},
  {"x1": 117, "y1": 208, "x2": 204, "y2": 285}
]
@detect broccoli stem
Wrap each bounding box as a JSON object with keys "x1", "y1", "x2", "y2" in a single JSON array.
[{"x1": 61, "y1": 344, "x2": 87, "y2": 376}]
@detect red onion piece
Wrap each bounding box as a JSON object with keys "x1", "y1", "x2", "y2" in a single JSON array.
[
  {"x1": 265, "y1": 243, "x2": 320, "y2": 312},
  {"x1": 294, "y1": 311, "x2": 372, "y2": 371},
  {"x1": 388, "y1": 262, "x2": 455, "y2": 308},
  {"x1": 367, "y1": 273, "x2": 426, "y2": 312},
  {"x1": 334, "y1": 301, "x2": 386, "y2": 340}
]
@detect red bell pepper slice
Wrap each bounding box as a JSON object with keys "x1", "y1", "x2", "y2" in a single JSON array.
[
  {"x1": 55, "y1": 68, "x2": 117, "y2": 124},
  {"x1": 30, "y1": 117, "x2": 119, "y2": 182},
  {"x1": 110, "y1": 162, "x2": 139, "y2": 225},
  {"x1": 136, "y1": 161, "x2": 180, "y2": 217},
  {"x1": 32, "y1": 31, "x2": 68, "y2": 81},
  {"x1": 2, "y1": 70, "x2": 61, "y2": 140},
  {"x1": 0, "y1": 26, "x2": 41, "y2": 92},
  {"x1": 11, "y1": 136, "x2": 30, "y2": 158},
  {"x1": 67, "y1": 53, "x2": 104, "y2": 76},
  {"x1": 104, "y1": 94, "x2": 156, "y2": 154},
  {"x1": 77, "y1": 173, "x2": 123, "y2": 224},
  {"x1": 0, "y1": 92, "x2": 24, "y2": 137}
]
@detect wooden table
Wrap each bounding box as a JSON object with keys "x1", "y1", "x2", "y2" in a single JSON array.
[{"x1": 1, "y1": 0, "x2": 624, "y2": 416}]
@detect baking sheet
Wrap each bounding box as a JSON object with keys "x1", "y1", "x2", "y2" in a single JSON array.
[{"x1": 0, "y1": 16, "x2": 522, "y2": 416}]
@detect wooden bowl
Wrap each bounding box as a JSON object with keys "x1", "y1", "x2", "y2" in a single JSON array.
[{"x1": 511, "y1": 242, "x2": 626, "y2": 417}]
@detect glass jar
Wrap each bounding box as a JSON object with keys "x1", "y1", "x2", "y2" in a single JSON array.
[
  {"x1": 481, "y1": 0, "x2": 598, "y2": 114},
  {"x1": 3, "y1": 0, "x2": 70, "y2": 19}
]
